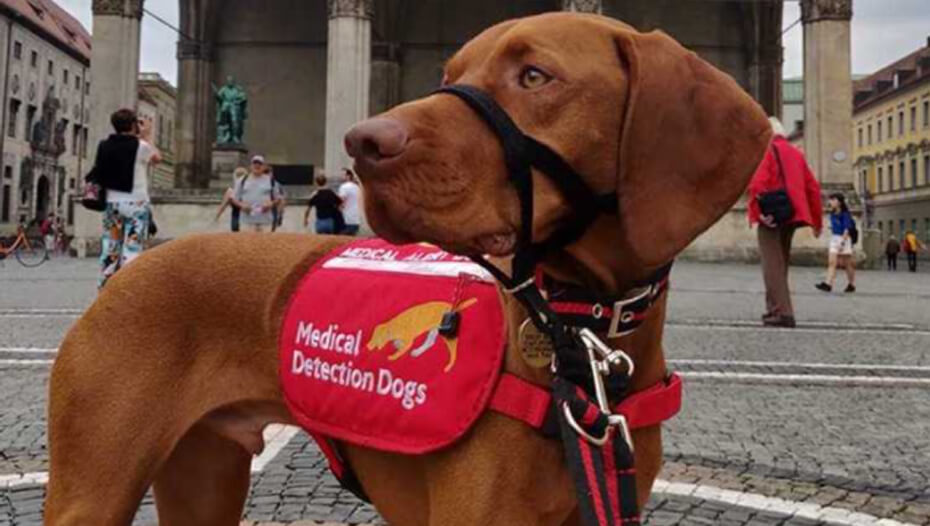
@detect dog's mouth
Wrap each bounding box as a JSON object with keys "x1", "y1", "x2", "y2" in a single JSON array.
[{"x1": 473, "y1": 231, "x2": 517, "y2": 257}]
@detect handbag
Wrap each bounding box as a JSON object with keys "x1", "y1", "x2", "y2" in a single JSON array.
[
  {"x1": 756, "y1": 145, "x2": 794, "y2": 226},
  {"x1": 80, "y1": 167, "x2": 107, "y2": 212}
]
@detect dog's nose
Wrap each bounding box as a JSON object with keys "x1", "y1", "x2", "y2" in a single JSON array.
[{"x1": 345, "y1": 117, "x2": 409, "y2": 163}]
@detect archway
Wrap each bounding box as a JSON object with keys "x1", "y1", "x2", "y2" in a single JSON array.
[{"x1": 35, "y1": 175, "x2": 49, "y2": 220}]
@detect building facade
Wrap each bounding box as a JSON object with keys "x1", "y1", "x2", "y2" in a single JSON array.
[
  {"x1": 172, "y1": 0, "x2": 784, "y2": 188},
  {"x1": 852, "y1": 38, "x2": 930, "y2": 245},
  {"x1": 138, "y1": 72, "x2": 176, "y2": 189},
  {"x1": 0, "y1": 0, "x2": 91, "y2": 232}
]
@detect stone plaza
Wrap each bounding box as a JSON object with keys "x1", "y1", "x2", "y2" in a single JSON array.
[{"x1": 1, "y1": 258, "x2": 928, "y2": 525}]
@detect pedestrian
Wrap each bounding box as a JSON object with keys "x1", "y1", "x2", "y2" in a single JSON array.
[
  {"x1": 747, "y1": 117, "x2": 822, "y2": 328},
  {"x1": 338, "y1": 168, "x2": 362, "y2": 235},
  {"x1": 53, "y1": 215, "x2": 67, "y2": 256},
  {"x1": 903, "y1": 230, "x2": 925, "y2": 272},
  {"x1": 885, "y1": 235, "x2": 900, "y2": 271},
  {"x1": 815, "y1": 193, "x2": 856, "y2": 293},
  {"x1": 229, "y1": 155, "x2": 282, "y2": 233},
  {"x1": 304, "y1": 174, "x2": 345, "y2": 234},
  {"x1": 267, "y1": 164, "x2": 286, "y2": 232},
  {"x1": 40, "y1": 213, "x2": 55, "y2": 254},
  {"x1": 215, "y1": 167, "x2": 248, "y2": 231},
  {"x1": 93, "y1": 109, "x2": 161, "y2": 288}
]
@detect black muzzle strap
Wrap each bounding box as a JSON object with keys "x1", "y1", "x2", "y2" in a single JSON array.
[{"x1": 434, "y1": 84, "x2": 616, "y2": 283}]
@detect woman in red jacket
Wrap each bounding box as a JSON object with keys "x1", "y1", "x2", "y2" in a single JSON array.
[{"x1": 747, "y1": 118, "x2": 823, "y2": 328}]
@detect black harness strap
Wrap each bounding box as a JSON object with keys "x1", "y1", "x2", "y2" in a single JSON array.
[{"x1": 433, "y1": 84, "x2": 648, "y2": 525}]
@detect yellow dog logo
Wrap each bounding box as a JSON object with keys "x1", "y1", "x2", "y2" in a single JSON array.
[{"x1": 367, "y1": 298, "x2": 477, "y2": 372}]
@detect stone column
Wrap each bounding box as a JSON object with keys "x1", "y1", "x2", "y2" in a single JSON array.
[
  {"x1": 562, "y1": 0, "x2": 602, "y2": 14},
  {"x1": 325, "y1": 0, "x2": 372, "y2": 176},
  {"x1": 802, "y1": 0, "x2": 853, "y2": 186},
  {"x1": 370, "y1": 42, "x2": 400, "y2": 116},
  {"x1": 176, "y1": 40, "x2": 214, "y2": 188},
  {"x1": 76, "y1": 0, "x2": 144, "y2": 256},
  {"x1": 88, "y1": 0, "x2": 143, "y2": 160}
]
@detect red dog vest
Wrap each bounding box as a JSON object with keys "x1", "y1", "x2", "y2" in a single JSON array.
[
  {"x1": 280, "y1": 239, "x2": 683, "y2": 493},
  {"x1": 280, "y1": 239, "x2": 507, "y2": 453}
]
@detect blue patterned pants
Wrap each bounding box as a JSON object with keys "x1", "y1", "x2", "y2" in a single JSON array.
[{"x1": 99, "y1": 201, "x2": 151, "y2": 288}]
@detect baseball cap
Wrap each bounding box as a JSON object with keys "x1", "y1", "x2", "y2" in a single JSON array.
[{"x1": 251, "y1": 155, "x2": 265, "y2": 164}]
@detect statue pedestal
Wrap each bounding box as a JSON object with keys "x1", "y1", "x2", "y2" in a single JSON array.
[{"x1": 211, "y1": 144, "x2": 248, "y2": 189}]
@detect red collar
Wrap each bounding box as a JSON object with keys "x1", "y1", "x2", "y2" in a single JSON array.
[{"x1": 538, "y1": 263, "x2": 672, "y2": 338}]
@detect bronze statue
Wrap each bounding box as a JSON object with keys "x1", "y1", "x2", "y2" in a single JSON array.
[{"x1": 213, "y1": 76, "x2": 248, "y2": 145}]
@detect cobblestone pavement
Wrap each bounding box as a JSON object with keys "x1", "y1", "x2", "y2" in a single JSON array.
[{"x1": 1, "y1": 258, "x2": 929, "y2": 525}]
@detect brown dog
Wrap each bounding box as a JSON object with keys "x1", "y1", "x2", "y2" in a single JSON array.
[{"x1": 45, "y1": 13, "x2": 769, "y2": 526}]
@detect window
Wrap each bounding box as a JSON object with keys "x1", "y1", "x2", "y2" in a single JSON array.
[
  {"x1": 157, "y1": 114, "x2": 164, "y2": 146},
  {"x1": 25, "y1": 105, "x2": 36, "y2": 141},
  {"x1": 877, "y1": 121, "x2": 882, "y2": 142},
  {"x1": 84, "y1": 80, "x2": 90, "y2": 95},
  {"x1": 75, "y1": 75, "x2": 80, "y2": 90},
  {"x1": 2, "y1": 166, "x2": 9, "y2": 179},
  {"x1": 912, "y1": 158, "x2": 918, "y2": 187},
  {"x1": 910, "y1": 107, "x2": 917, "y2": 132},
  {"x1": 857, "y1": 128, "x2": 863, "y2": 148},
  {"x1": 912, "y1": 219, "x2": 918, "y2": 235},
  {"x1": 63, "y1": 69, "x2": 69, "y2": 84},
  {"x1": 7, "y1": 99, "x2": 20, "y2": 138},
  {"x1": 71, "y1": 124, "x2": 80, "y2": 155},
  {"x1": 900, "y1": 161, "x2": 906, "y2": 188},
  {"x1": 925, "y1": 155, "x2": 930, "y2": 184},
  {"x1": 30, "y1": 50, "x2": 37, "y2": 68},
  {"x1": 888, "y1": 164, "x2": 895, "y2": 190},
  {"x1": 888, "y1": 115, "x2": 894, "y2": 137},
  {"x1": 47, "y1": 60, "x2": 53, "y2": 75},
  {"x1": 878, "y1": 166, "x2": 884, "y2": 192},
  {"x1": 900, "y1": 219, "x2": 906, "y2": 236},
  {"x1": 867, "y1": 125, "x2": 872, "y2": 145},
  {"x1": 81, "y1": 127, "x2": 88, "y2": 158},
  {"x1": 878, "y1": 221, "x2": 884, "y2": 240},
  {"x1": 0, "y1": 183, "x2": 9, "y2": 223},
  {"x1": 898, "y1": 111, "x2": 904, "y2": 135},
  {"x1": 924, "y1": 100, "x2": 929, "y2": 128},
  {"x1": 13, "y1": 41, "x2": 21, "y2": 60}
]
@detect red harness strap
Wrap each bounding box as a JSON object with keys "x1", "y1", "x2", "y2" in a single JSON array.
[{"x1": 489, "y1": 372, "x2": 683, "y2": 432}]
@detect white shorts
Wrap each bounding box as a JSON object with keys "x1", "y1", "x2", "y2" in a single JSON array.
[{"x1": 829, "y1": 235, "x2": 853, "y2": 256}]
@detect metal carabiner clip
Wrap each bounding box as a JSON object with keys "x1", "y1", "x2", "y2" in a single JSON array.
[
  {"x1": 578, "y1": 327, "x2": 635, "y2": 377},
  {"x1": 561, "y1": 401, "x2": 611, "y2": 446}
]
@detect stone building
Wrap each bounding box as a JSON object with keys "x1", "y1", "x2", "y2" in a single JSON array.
[
  {"x1": 137, "y1": 71, "x2": 177, "y2": 188},
  {"x1": 170, "y1": 0, "x2": 785, "y2": 188},
  {"x1": 0, "y1": 0, "x2": 91, "y2": 231},
  {"x1": 75, "y1": 0, "x2": 856, "y2": 262},
  {"x1": 852, "y1": 37, "x2": 930, "y2": 246}
]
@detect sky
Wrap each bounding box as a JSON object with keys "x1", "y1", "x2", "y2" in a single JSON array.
[{"x1": 55, "y1": 0, "x2": 930, "y2": 87}]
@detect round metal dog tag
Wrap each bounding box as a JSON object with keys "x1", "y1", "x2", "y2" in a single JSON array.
[{"x1": 518, "y1": 319, "x2": 554, "y2": 368}]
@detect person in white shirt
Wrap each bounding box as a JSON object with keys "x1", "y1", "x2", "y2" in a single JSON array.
[
  {"x1": 338, "y1": 168, "x2": 362, "y2": 235},
  {"x1": 94, "y1": 109, "x2": 161, "y2": 288}
]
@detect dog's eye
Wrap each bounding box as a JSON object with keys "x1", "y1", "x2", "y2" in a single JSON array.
[{"x1": 519, "y1": 67, "x2": 552, "y2": 89}]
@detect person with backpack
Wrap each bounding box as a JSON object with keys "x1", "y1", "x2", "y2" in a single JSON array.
[
  {"x1": 747, "y1": 118, "x2": 822, "y2": 328},
  {"x1": 903, "y1": 230, "x2": 925, "y2": 272},
  {"x1": 815, "y1": 193, "x2": 856, "y2": 293},
  {"x1": 91, "y1": 109, "x2": 162, "y2": 288},
  {"x1": 304, "y1": 174, "x2": 344, "y2": 234},
  {"x1": 229, "y1": 155, "x2": 282, "y2": 233}
]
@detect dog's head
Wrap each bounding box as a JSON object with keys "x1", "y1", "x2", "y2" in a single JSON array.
[{"x1": 347, "y1": 13, "x2": 770, "y2": 283}]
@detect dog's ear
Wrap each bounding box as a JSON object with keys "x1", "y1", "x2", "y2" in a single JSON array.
[{"x1": 612, "y1": 28, "x2": 772, "y2": 268}]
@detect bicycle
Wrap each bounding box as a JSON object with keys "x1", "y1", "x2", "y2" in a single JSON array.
[{"x1": 0, "y1": 224, "x2": 49, "y2": 267}]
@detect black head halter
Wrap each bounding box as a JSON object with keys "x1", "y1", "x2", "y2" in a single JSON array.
[
  {"x1": 434, "y1": 85, "x2": 617, "y2": 332},
  {"x1": 434, "y1": 85, "x2": 617, "y2": 278}
]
